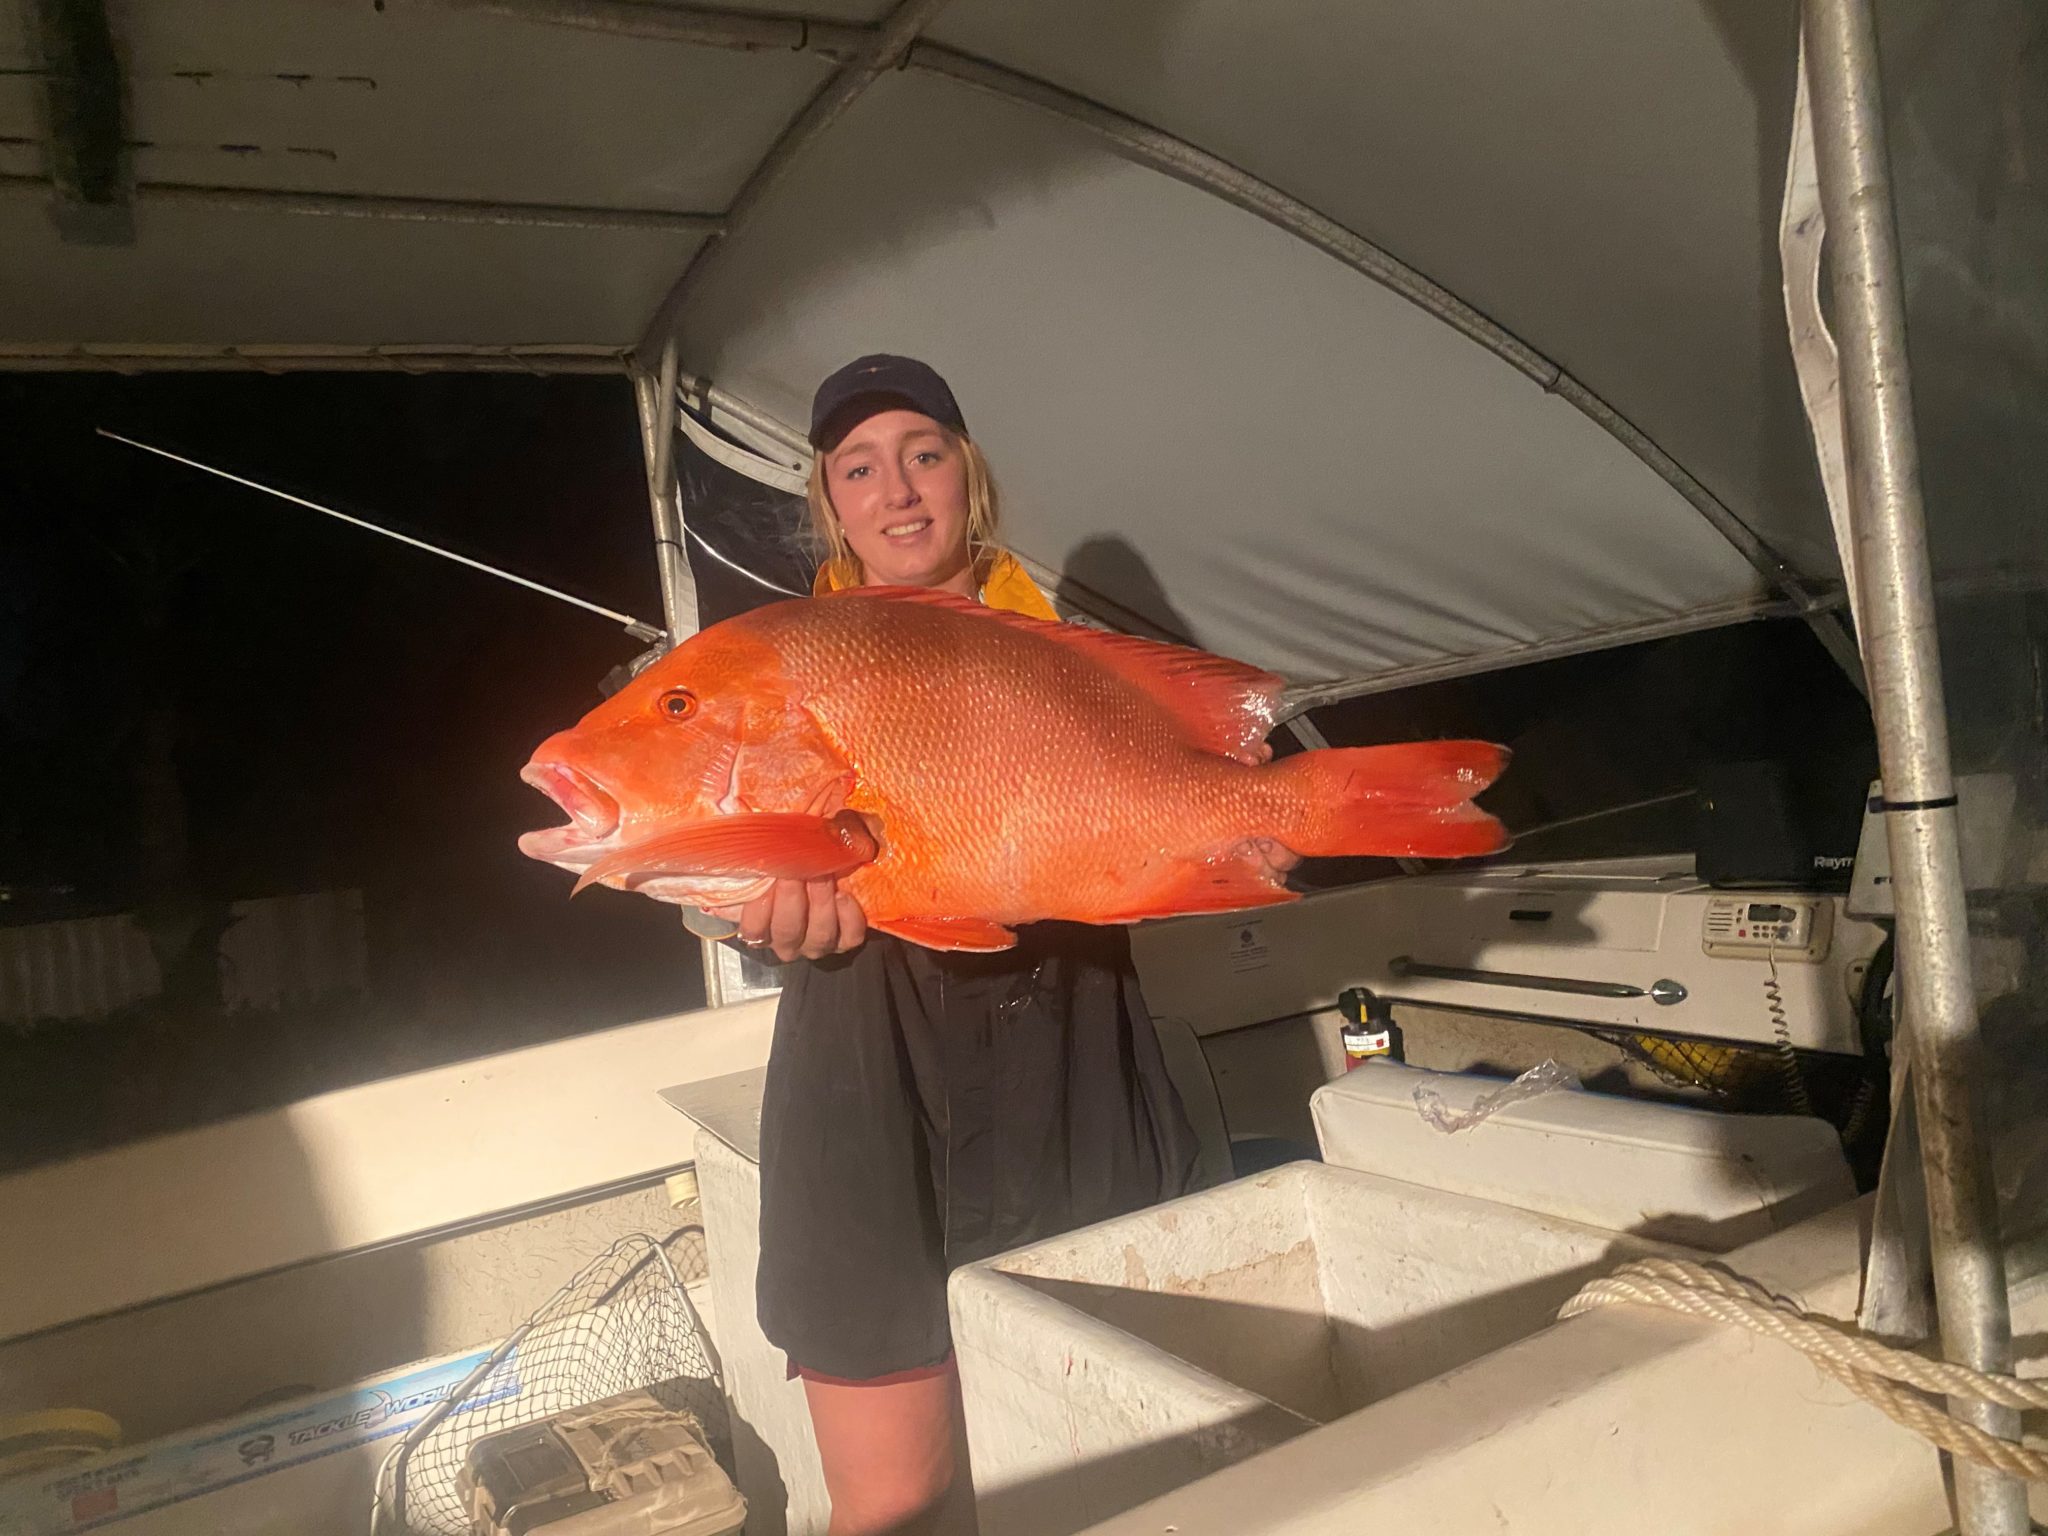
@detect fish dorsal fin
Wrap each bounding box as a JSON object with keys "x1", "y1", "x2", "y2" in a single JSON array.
[{"x1": 836, "y1": 586, "x2": 1286, "y2": 763}]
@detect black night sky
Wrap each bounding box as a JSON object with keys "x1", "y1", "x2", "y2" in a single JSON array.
[{"x1": 1, "y1": 373, "x2": 708, "y2": 1168}]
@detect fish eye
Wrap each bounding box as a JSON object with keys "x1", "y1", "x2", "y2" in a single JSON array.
[{"x1": 659, "y1": 688, "x2": 697, "y2": 720}]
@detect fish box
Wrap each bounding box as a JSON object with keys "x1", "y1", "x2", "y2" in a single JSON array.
[{"x1": 948, "y1": 1161, "x2": 1688, "y2": 1536}]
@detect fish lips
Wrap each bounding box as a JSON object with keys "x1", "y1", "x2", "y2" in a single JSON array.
[
  {"x1": 517, "y1": 759, "x2": 762, "y2": 908},
  {"x1": 519, "y1": 761, "x2": 622, "y2": 869}
]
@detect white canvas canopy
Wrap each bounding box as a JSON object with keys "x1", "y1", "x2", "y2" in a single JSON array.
[{"x1": 16, "y1": 0, "x2": 2033, "y2": 698}]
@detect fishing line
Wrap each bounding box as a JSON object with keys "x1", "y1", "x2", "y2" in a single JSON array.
[
  {"x1": 99, "y1": 428, "x2": 667, "y2": 642},
  {"x1": 1507, "y1": 789, "x2": 1696, "y2": 842}
]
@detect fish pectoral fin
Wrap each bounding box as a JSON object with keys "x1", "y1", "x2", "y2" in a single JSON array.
[
  {"x1": 871, "y1": 915, "x2": 1019, "y2": 952},
  {"x1": 1092, "y1": 859, "x2": 1299, "y2": 923},
  {"x1": 572, "y1": 811, "x2": 878, "y2": 896}
]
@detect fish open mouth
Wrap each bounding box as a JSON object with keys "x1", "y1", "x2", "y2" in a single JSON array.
[{"x1": 518, "y1": 762, "x2": 622, "y2": 867}]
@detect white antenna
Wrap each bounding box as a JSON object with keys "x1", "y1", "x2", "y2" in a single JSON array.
[{"x1": 98, "y1": 428, "x2": 667, "y2": 643}]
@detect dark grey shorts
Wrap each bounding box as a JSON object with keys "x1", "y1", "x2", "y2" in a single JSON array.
[{"x1": 754, "y1": 923, "x2": 1199, "y2": 1381}]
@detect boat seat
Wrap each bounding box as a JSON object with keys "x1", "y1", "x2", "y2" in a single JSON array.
[{"x1": 1311, "y1": 1060, "x2": 1854, "y2": 1251}]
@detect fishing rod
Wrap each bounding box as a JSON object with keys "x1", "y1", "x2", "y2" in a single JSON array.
[{"x1": 97, "y1": 429, "x2": 669, "y2": 644}]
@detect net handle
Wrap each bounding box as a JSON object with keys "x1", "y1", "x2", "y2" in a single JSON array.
[{"x1": 381, "y1": 1321, "x2": 533, "y2": 1532}]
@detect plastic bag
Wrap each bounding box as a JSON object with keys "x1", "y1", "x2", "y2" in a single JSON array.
[{"x1": 1414, "y1": 1059, "x2": 1581, "y2": 1134}]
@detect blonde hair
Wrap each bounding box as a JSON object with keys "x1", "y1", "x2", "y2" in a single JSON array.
[{"x1": 807, "y1": 428, "x2": 1004, "y2": 589}]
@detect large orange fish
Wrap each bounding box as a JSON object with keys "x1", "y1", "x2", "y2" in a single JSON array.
[{"x1": 519, "y1": 588, "x2": 1507, "y2": 951}]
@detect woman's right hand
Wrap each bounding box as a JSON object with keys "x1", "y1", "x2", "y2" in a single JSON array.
[{"x1": 739, "y1": 878, "x2": 869, "y2": 963}]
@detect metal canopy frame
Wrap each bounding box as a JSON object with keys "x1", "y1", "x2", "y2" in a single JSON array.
[
  {"x1": 0, "y1": 341, "x2": 631, "y2": 372},
  {"x1": 635, "y1": 0, "x2": 962, "y2": 360},
  {"x1": 0, "y1": 171, "x2": 722, "y2": 233},
  {"x1": 1800, "y1": 0, "x2": 2025, "y2": 1528}
]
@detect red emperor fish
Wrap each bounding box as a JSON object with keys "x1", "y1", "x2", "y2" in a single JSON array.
[{"x1": 519, "y1": 588, "x2": 1508, "y2": 952}]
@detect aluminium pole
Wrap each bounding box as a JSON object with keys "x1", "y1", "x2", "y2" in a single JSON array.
[
  {"x1": 632, "y1": 339, "x2": 727, "y2": 1005},
  {"x1": 1802, "y1": 1, "x2": 2027, "y2": 1530}
]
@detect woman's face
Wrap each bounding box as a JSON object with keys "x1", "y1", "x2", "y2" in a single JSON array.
[{"x1": 821, "y1": 409, "x2": 975, "y2": 593}]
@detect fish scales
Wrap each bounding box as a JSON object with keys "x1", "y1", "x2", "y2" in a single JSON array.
[{"x1": 757, "y1": 597, "x2": 1264, "y2": 924}]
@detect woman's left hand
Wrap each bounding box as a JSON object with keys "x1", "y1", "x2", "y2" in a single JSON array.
[
  {"x1": 1251, "y1": 839, "x2": 1303, "y2": 878},
  {"x1": 738, "y1": 878, "x2": 870, "y2": 963},
  {"x1": 1246, "y1": 741, "x2": 1302, "y2": 877}
]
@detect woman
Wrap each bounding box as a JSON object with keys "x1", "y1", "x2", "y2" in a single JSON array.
[{"x1": 735, "y1": 356, "x2": 1213, "y2": 1536}]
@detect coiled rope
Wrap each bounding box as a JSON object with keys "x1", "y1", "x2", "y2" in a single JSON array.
[{"x1": 1561, "y1": 1258, "x2": 2048, "y2": 1481}]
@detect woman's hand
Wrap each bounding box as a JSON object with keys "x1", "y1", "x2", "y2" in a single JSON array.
[
  {"x1": 739, "y1": 878, "x2": 870, "y2": 963},
  {"x1": 1247, "y1": 741, "x2": 1303, "y2": 877},
  {"x1": 1250, "y1": 839, "x2": 1303, "y2": 879}
]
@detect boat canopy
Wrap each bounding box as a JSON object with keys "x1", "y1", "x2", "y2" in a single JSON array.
[{"x1": 3, "y1": 0, "x2": 2038, "y2": 695}]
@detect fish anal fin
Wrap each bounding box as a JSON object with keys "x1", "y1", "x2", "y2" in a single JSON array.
[
  {"x1": 835, "y1": 586, "x2": 1285, "y2": 763},
  {"x1": 872, "y1": 915, "x2": 1019, "y2": 952},
  {"x1": 1095, "y1": 860, "x2": 1300, "y2": 923},
  {"x1": 573, "y1": 811, "x2": 877, "y2": 896}
]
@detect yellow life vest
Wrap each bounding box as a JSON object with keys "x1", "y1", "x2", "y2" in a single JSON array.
[{"x1": 810, "y1": 548, "x2": 1060, "y2": 622}]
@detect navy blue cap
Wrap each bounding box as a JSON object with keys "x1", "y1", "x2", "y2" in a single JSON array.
[{"x1": 809, "y1": 354, "x2": 966, "y2": 450}]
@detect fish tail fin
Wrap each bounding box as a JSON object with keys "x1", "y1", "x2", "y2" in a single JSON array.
[{"x1": 1271, "y1": 741, "x2": 1510, "y2": 860}]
